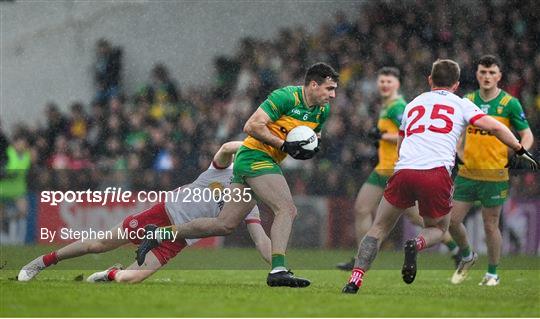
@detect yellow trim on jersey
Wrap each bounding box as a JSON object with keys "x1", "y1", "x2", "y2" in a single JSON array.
[
  {"x1": 243, "y1": 115, "x2": 319, "y2": 163},
  {"x1": 499, "y1": 94, "x2": 512, "y2": 107},
  {"x1": 268, "y1": 100, "x2": 279, "y2": 113},
  {"x1": 465, "y1": 92, "x2": 475, "y2": 101},
  {"x1": 293, "y1": 92, "x2": 301, "y2": 106}
]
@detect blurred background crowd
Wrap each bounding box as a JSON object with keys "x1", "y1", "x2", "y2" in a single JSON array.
[{"x1": 1, "y1": 0, "x2": 538, "y2": 244}]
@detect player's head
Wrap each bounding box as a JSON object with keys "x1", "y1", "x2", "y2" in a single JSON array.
[
  {"x1": 304, "y1": 62, "x2": 339, "y2": 106},
  {"x1": 376, "y1": 67, "x2": 400, "y2": 98},
  {"x1": 476, "y1": 55, "x2": 502, "y2": 91},
  {"x1": 429, "y1": 59, "x2": 460, "y2": 92}
]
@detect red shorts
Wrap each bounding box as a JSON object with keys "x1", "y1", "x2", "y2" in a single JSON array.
[
  {"x1": 383, "y1": 166, "x2": 453, "y2": 219},
  {"x1": 122, "y1": 202, "x2": 187, "y2": 265}
]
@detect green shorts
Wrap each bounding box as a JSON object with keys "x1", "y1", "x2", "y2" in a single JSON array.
[
  {"x1": 365, "y1": 170, "x2": 390, "y2": 188},
  {"x1": 231, "y1": 146, "x2": 283, "y2": 185},
  {"x1": 453, "y1": 175, "x2": 509, "y2": 207}
]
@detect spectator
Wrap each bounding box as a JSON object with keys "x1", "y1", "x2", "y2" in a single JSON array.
[
  {"x1": 0, "y1": 134, "x2": 31, "y2": 244},
  {"x1": 44, "y1": 102, "x2": 69, "y2": 147},
  {"x1": 94, "y1": 38, "x2": 122, "y2": 105}
]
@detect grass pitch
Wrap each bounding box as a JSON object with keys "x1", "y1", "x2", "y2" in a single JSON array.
[{"x1": 1, "y1": 245, "x2": 539, "y2": 317}]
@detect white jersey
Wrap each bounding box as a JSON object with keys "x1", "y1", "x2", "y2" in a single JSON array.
[
  {"x1": 395, "y1": 90, "x2": 485, "y2": 171},
  {"x1": 165, "y1": 163, "x2": 259, "y2": 245}
]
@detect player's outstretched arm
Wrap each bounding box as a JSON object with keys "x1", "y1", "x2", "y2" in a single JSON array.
[
  {"x1": 517, "y1": 128, "x2": 534, "y2": 151},
  {"x1": 474, "y1": 116, "x2": 521, "y2": 150},
  {"x1": 247, "y1": 223, "x2": 271, "y2": 265},
  {"x1": 474, "y1": 116, "x2": 538, "y2": 170},
  {"x1": 213, "y1": 141, "x2": 243, "y2": 168}
]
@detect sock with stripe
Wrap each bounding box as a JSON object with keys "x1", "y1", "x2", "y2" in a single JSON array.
[
  {"x1": 461, "y1": 246, "x2": 472, "y2": 261},
  {"x1": 348, "y1": 267, "x2": 365, "y2": 288},
  {"x1": 445, "y1": 240, "x2": 459, "y2": 255},
  {"x1": 157, "y1": 226, "x2": 176, "y2": 243},
  {"x1": 415, "y1": 235, "x2": 427, "y2": 251},
  {"x1": 271, "y1": 254, "x2": 286, "y2": 272},
  {"x1": 42, "y1": 251, "x2": 58, "y2": 267},
  {"x1": 107, "y1": 268, "x2": 119, "y2": 281},
  {"x1": 487, "y1": 264, "x2": 498, "y2": 276}
]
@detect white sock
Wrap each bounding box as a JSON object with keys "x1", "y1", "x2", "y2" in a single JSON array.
[
  {"x1": 462, "y1": 252, "x2": 473, "y2": 262},
  {"x1": 270, "y1": 266, "x2": 287, "y2": 273}
]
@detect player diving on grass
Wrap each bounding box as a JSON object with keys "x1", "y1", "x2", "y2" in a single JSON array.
[
  {"x1": 341, "y1": 59, "x2": 538, "y2": 294},
  {"x1": 17, "y1": 141, "x2": 272, "y2": 283},
  {"x1": 135, "y1": 63, "x2": 339, "y2": 288},
  {"x1": 337, "y1": 67, "x2": 461, "y2": 271}
]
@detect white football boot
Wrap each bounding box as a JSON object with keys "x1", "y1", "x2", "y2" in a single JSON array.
[
  {"x1": 479, "y1": 273, "x2": 500, "y2": 286},
  {"x1": 86, "y1": 264, "x2": 123, "y2": 283},
  {"x1": 18, "y1": 256, "x2": 46, "y2": 281},
  {"x1": 451, "y1": 252, "x2": 478, "y2": 284}
]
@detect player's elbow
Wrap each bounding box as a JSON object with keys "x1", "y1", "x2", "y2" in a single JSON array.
[{"x1": 243, "y1": 121, "x2": 255, "y2": 136}]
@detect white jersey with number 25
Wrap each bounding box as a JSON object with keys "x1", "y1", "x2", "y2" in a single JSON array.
[{"x1": 395, "y1": 90, "x2": 485, "y2": 171}]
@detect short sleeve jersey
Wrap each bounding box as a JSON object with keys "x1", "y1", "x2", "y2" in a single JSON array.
[
  {"x1": 165, "y1": 163, "x2": 260, "y2": 246},
  {"x1": 395, "y1": 90, "x2": 485, "y2": 171},
  {"x1": 458, "y1": 90, "x2": 529, "y2": 181},
  {"x1": 375, "y1": 96, "x2": 406, "y2": 176},
  {"x1": 243, "y1": 86, "x2": 331, "y2": 163}
]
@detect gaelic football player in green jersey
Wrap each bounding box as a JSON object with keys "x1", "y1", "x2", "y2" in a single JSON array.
[
  {"x1": 450, "y1": 55, "x2": 535, "y2": 286},
  {"x1": 136, "y1": 63, "x2": 339, "y2": 287},
  {"x1": 337, "y1": 67, "x2": 460, "y2": 271}
]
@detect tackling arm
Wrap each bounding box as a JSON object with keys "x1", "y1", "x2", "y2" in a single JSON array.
[
  {"x1": 247, "y1": 223, "x2": 271, "y2": 264},
  {"x1": 517, "y1": 128, "x2": 534, "y2": 151},
  {"x1": 212, "y1": 141, "x2": 243, "y2": 168},
  {"x1": 473, "y1": 116, "x2": 521, "y2": 151}
]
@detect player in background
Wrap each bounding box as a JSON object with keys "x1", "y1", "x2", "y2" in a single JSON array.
[
  {"x1": 449, "y1": 55, "x2": 535, "y2": 286},
  {"x1": 136, "y1": 63, "x2": 339, "y2": 288},
  {"x1": 337, "y1": 67, "x2": 460, "y2": 271},
  {"x1": 341, "y1": 59, "x2": 538, "y2": 294},
  {"x1": 18, "y1": 141, "x2": 271, "y2": 283}
]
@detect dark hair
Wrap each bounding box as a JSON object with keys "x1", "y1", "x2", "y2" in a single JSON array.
[
  {"x1": 304, "y1": 63, "x2": 339, "y2": 85},
  {"x1": 377, "y1": 67, "x2": 400, "y2": 80},
  {"x1": 478, "y1": 55, "x2": 502, "y2": 71},
  {"x1": 431, "y1": 59, "x2": 460, "y2": 87}
]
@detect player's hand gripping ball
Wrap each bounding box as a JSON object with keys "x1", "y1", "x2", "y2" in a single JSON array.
[{"x1": 281, "y1": 126, "x2": 319, "y2": 160}]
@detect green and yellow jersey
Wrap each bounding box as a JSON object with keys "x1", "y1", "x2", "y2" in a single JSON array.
[
  {"x1": 243, "y1": 86, "x2": 330, "y2": 163},
  {"x1": 374, "y1": 96, "x2": 406, "y2": 176},
  {"x1": 459, "y1": 90, "x2": 529, "y2": 182}
]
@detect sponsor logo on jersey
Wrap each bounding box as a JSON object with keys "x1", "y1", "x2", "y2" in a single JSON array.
[
  {"x1": 467, "y1": 126, "x2": 493, "y2": 136},
  {"x1": 519, "y1": 112, "x2": 526, "y2": 120},
  {"x1": 129, "y1": 219, "x2": 138, "y2": 229},
  {"x1": 292, "y1": 109, "x2": 301, "y2": 115},
  {"x1": 480, "y1": 104, "x2": 490, "y2": 113}
]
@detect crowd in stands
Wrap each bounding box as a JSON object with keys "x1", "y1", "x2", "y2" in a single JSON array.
[{"x1": 1, "y1": 0, "x2": 539, "y2": 242}]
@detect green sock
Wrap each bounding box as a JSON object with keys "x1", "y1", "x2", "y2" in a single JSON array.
[
  {"x1": 488, "y1": 264, "x2": 498, "y2": 275},
  {"x1": 445, "y1": 240, "x2": 458, "y2": 251},
  {"x1": 158, "y1": 226, "x2": 175, "y2": 242},
  {"x1": 271, "y1": 254, "x2": 285, "y2": 269},
  {"x1": 461, "y1": 246, "x2": 471, "y2": 258}
]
